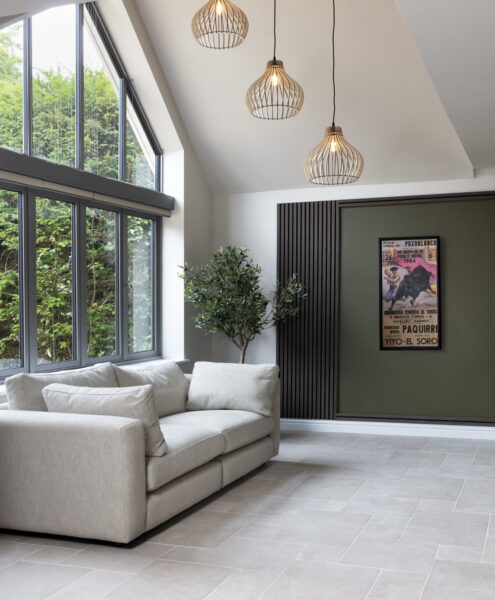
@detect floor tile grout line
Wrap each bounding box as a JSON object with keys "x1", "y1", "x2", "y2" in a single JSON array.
[
  {"x1": 363, "y1": 567, "x2": 383, "y2": 600},
  {"x1": 418, "y1": 545, "x2": 439, "y2": 600},
  {"x1": 202, "y1": 567, "x2": 241, "y2": 600},
  {"x1": 481, "y1": 514, "x2": 491, "y2": 564},
  {"x1": 453, "y1": 477, "x2": 468, "y2": 512},
  {"x1": 337, "y1": 512, "x2": 374, "y2": 565}
]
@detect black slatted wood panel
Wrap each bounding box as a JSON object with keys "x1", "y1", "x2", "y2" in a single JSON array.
[{"x1": 277, "y1": 201, "x2": 335, "y2": 420}]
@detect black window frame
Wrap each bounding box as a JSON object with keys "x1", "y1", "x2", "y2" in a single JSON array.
[{"x1": 0, "y1": 179, "x2": 161, "y2": 381}]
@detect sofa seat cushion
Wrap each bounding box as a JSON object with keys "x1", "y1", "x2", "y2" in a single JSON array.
[
  {"x1": 146, "y1": 423, "x2": 225, "y2": 492},
  {"x1": 162, "y1": 410, "x2": 274, "y2": 454}
]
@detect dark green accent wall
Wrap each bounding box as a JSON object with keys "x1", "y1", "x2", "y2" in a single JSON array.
[{"x1": 339, "y1": 197, "x2": 495, "y2": 421}]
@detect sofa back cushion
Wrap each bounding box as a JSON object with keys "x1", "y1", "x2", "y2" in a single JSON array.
[
  {"x1": 5, "y1": 362, "x2": 118, "y2": 412},
  {"x1": 113, "y1": 361, "x2": 188, "y2": 418},
  {"x1": 42, "y1": 383, "x2": 167, "y2": 457},
  {"x1": 187, "y1": 362, "x2": 279, "y2": 417}
]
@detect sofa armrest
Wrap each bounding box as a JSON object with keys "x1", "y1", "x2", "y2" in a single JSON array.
[
  {"x1": 0, "y1": 411, "x2": 146, "y2": 543},
  {"x1": 272, "y1": 379, "x2": 280, "y2": 454}
]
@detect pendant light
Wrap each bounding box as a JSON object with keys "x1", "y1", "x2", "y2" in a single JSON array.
[
  {"x1": 304, "y1": 0, "x2": 363, "y2": 185},
  {"x1": 246, "y1": 0, "x2": 304, "y2": 120},
  {"x1": 192, "y1": 0, "x2": 249, "y2": 50}
]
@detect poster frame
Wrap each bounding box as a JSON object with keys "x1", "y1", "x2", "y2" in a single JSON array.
[{"x1": 378, "y1": 235, "x2": 441, "y2": 351}]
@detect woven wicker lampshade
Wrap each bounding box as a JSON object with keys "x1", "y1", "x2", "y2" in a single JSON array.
[
  {"x1": 246, "y1": 59, "x2": 304, "y2": 120},
  {"x1": 192, "y1": 0, "x2": 249, "y2": 49},
  {"x1": 305, "y1": 125, "x2": 364, "y2": 185},
  {"x1": 305, "y1": 0, "x2": 363, "y2": 185},
  {"x1": 246, "y1": 0, "x2": 303, "y2": 120}
]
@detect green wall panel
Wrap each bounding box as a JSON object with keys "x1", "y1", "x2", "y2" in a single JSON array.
[{"x1": 339, "y1": 198, "x2": 495, "y2": 421}]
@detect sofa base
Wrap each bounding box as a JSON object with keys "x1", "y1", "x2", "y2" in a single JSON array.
[
  {"x1": 145, "y1": 435, "x2": 275, "y2": 533},
  {"x1": 145, "y1": 461, "x2": 222, "y2": 532},
  {"x1": 216, "y1": 436, "x2": 275, "y2": 486}
]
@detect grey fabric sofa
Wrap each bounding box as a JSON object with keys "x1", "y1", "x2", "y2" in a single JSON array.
[{"x1": 0, "y1": 361, "x2": 280, "y2": 544}]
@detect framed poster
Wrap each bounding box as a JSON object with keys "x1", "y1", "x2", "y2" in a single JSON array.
[{"x1": 380, "y1": 236, "x2": 440, "y2": 350}]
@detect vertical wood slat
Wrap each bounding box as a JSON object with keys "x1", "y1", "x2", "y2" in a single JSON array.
[{"x1": 277, "y1": 201, "x2": 334, "y2": 420}]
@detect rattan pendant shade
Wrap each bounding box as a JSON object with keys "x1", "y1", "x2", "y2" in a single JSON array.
[
  {"x1": 305, "y1": 0, "x2": 364, "y2": 185},
  {"x1": 192, "y1": 0, "x2": 249, "y2": 49},
  {"x1": 246, "y1": 60, "x2": 304, "y2": 120},
  {"x1": 246, "y1": 0, "x2": 303, "y2": 120},
  {"x1": 305, "y1": 126, "x2": 364, "y2": 185}
]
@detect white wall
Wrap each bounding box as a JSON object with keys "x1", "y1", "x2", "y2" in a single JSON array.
[
  {"x1": 99, "y1": 0, "x2": 213, "y2": 368},
  {"x1": 212, "y1": 169, "x2": 495, "y2": 365}
]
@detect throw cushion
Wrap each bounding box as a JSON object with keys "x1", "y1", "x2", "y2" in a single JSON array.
[
  {"x1": 42, "y1": 383, "x2": 167, "y2": 457},
  {"x1": 113, "y1": 361, "x2": 189, "y2": 418},
  {"x1": 5, "y1": 362, "x2": 118, "y2": 412},
  {"x1": 187, "y1": 362, "x2": 279, "y2": 417}
]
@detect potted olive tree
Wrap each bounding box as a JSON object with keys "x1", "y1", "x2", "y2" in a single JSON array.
[{"x1": 180, "y1": 245, "x2": 306, "y2": 363}]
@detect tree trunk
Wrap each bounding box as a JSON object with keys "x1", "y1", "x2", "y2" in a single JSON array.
[{"x1": 240, "y1": 344, "x2": 248, "y2": 364}]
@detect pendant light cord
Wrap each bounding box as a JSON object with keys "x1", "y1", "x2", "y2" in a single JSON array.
[
  {"x1": 273, "y1": 0, "x2": 277, "y2": 60},
  {"x1": 332, "y1": 0, "x2": 336, "y2": 126}
]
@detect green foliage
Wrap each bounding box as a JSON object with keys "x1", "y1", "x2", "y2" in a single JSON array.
[
  {"x1": 127, "y1": 216, "x2": 153, "y2": 353},
  {"x1": 180, "y1": 246, "x2": 306, "y2": 363},
  {"x1": 0, "y1": 20, "x2": 156, "y2": 367},
  {"x1": 0, "y1": 192, "x2": 20, "y2": 368},
  {"x1": 86, "y1": 208, "x2": 117, "y2": 358},
  {"x1": 35, "y1": 198, "x2": 73, "y2": 363}
]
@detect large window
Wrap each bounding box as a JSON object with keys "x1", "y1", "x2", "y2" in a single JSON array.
[
  {"x1": 0, "y1": 3, "x2": 167, "y2": 379},
  {"x1": 0, "y1": 3, "x2": 161, "y2": 190},
  {"x1": 0, "y1": 184, "x2": 159, "y2": 379}
]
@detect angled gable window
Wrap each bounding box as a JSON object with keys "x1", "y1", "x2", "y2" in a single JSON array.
[{"x1": 0, "y1": 2, "x2": 162, "y2": 191}]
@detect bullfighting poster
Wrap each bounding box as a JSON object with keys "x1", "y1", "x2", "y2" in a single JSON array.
[{"x1": 380, "y1": 237, "x2": 440, "y2": 350}]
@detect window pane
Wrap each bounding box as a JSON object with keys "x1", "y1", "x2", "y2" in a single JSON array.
[
  {"x1": 32, "y1": 6, "x2": 76, "y2": 167},
  {"x1": 36, "y1": 197, "x2": 73, "y2": 364},
  {"x1": 127, "y1": 216, "x2": 153, "y2": 353},
  {"x1": 86, "y1": 207, "x2": 118, "y2": 357},
  {"x1": 126, "y1": 102, "x2": 156, "y2": 190},
  {"x1": 84, "y1": 9, "x2": 119, "y2": 180},
  {"x1": 0, "y1": 21, "x2": 23, "y2": 153},
  {"x1": 0, "y1": 190, "x2": 21, "y2": 369}
]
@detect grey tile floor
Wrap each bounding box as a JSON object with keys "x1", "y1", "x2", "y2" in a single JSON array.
[{"x1": 2, "y1": 429, "x2": 495, "y2": 599}]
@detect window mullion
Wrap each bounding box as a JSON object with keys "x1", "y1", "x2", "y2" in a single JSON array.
[
  {"x1": 25, "y1": 190, "x2": 37, "y2": 369},
  {"x1": 118, "y1": 79, "x2": 127, "y2": 182},
  {"x1": 121, "y1": 212, "x2": 129, "y2": 360},
  {"x1": 75, "y1": 4, "x2": 84, "y2": 170},
  {"x1": 78, "y1": 202, "x2": 88, "y2": 365},
  {"x1": 22, "y1": 18, "x2": 33, "y2": 156}
]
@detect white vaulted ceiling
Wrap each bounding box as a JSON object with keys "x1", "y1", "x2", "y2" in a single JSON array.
[
  {"x1": 127, "y1": 0, "x2": 473, "y2": 194},
  {"x1": 396, "y1": 0, "x2": 495, "y2": 171},
  {"x1": 4, "y1": 1, "x2": 493, "y2": 195},
  {"x1": 0, "y1": 0, "x2": 83, "y2": 22}
]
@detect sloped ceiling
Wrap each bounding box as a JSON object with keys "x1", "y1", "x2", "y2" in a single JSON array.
[
  {"x1": 130, "y1": 0, "x2": 473, "y2": 194},
  {"x1": 396, "y1": 0, "x2": 495, "y2": 171},
  {"x1": 0, "y1": 0, "x2": 82, "y2": 20}
]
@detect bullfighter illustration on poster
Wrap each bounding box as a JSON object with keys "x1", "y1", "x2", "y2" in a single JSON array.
[{"x1": 380, "y1": 237, "x2": 440, "y2": 350}]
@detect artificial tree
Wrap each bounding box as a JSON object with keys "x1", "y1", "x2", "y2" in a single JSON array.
[{"x1": 180, "y1": 245, "x2": 305, "y2": 363}]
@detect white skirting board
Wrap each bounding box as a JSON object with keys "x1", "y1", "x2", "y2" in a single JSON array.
[{"x1": 281, "y1": 418, "x2": 495, "y2": 440}]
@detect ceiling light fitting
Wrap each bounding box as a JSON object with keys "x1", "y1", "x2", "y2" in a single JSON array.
[
  {"x1": 246, "y1": 0, "x2": 304, "y2": 120},
  {"x1": 304, "y1": 0, "x2": 363, "y2": 185},
  {"x1": 192, "y1": 0, "x2": 249, "y2": 50}
]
